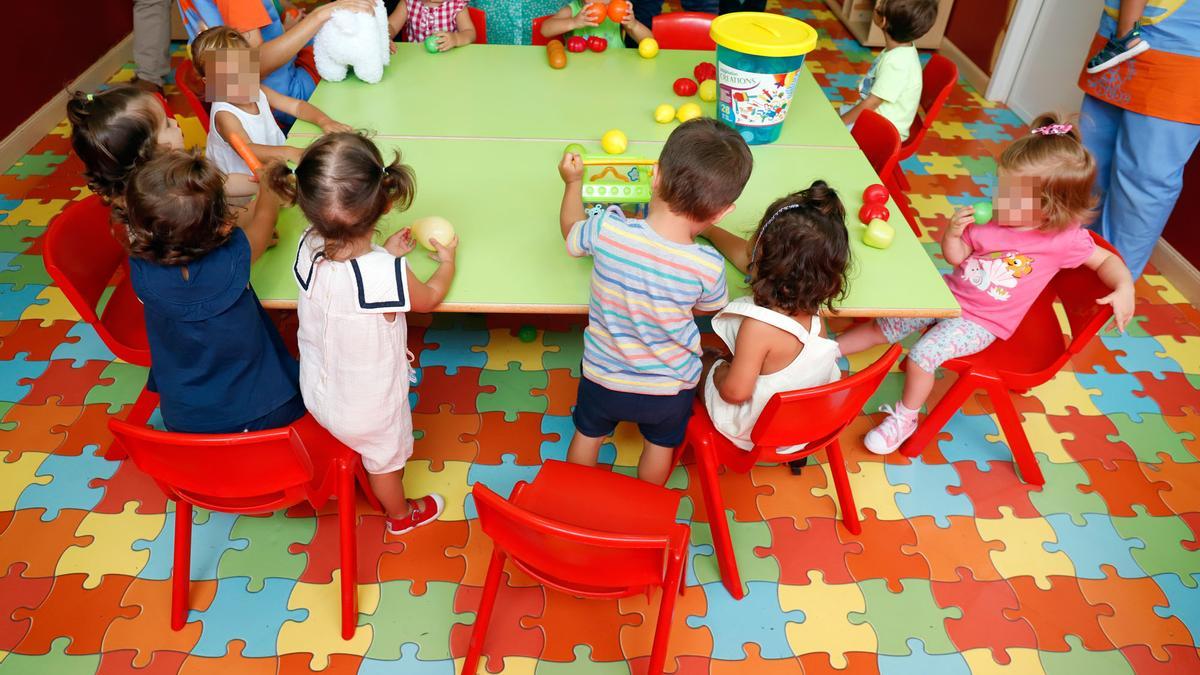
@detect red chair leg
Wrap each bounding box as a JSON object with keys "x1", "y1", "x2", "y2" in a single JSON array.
[
  {"x1": 463, "y1": 548, "x2": 507, "y2": 675},
  {"x1": 893, "y1": 165, "x2": 910, "y2": 191},
  {"x1": 986, "y1": 381, "x2": 1045, "y2": 486},
  {"x1": 337, "y1": 460, "x2": 358, "y2": 640},
  {"x1": 105, "y1": 385, "x2": 160, "y2": 460},
  {"x1": 694, "y1": 435, "x2": 743, "y2": 600},
  {"x1": 900, "y1": 373, "x2": 977, "y2": 458},
  {"x1": 647, "y1": 545, "x2": 686, "y2": 675},
  {"x1": 171, "y1": 502, "x2": 193, "y2": 631},
  {"x1": 824, "y1": 439, "x2": 861, "y2": 535},
  {"x1": 894, "y1": 191, "x2": 922, "y2": 236}
]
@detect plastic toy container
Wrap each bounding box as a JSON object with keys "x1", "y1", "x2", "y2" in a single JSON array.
[{"x1": 710, "y1": 12, "x2": 817, "y2": 145}]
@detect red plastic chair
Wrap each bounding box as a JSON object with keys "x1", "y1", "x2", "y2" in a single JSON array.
[
  {"x1": 463, "y1": 460, "x2": 689, "y2": 675},
  {"x1": 652, "y1": 12, "x2": 717, "y2": 50},
  {"x1": 851, "y1": 108, "x2": 921, "y2": 235},
  {"x1": 174, "y1": 59, "x2": 210, "y2": 133},
  {"x1": 675, "y1": 344, "x2": 903, "y2": 599},
  {"x1": 531, "y1": 15, "x2": 551, "y2": 46},
  {"x1": 468, "y1": 7, "x2": 487, "y2": 44},
  {"x1": 108, "y1": 414, "x2": 383, "y2": 639},
  {"x1": 895, "y1": 54, "x2": 958, "y2": 190},
  {"x1": 44, "y1": 196, "x2": 157, "y2": 460},
  {"x1": 900, "y1": 232, "x2": 1121, "y2": 485}
]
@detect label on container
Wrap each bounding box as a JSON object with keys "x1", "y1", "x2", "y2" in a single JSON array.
[{"x1": 717, "y1": 63, "x2": 802, "y2": 127}]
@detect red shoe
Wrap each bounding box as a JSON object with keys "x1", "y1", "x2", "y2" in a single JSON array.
[{"x1": 386, "y1": 494, "x2": 445, "y2": 536}]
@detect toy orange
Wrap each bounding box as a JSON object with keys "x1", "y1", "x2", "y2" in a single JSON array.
[
  {"x1": 582, "y1": 2, "x2": 605, "y2": 23},
  {"x1": 608, "y1": 0, "x2": 629, "y2": 22}
]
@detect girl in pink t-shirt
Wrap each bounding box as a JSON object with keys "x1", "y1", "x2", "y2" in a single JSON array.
[{"x1": 837, "y1": 113, "x2": 1136, "y2": 455}]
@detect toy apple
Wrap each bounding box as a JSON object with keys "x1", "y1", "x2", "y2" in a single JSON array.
[
  {"x1": 424, "y1": 35, "x2": 440, "y2": 53},
  {"x1": 863, "y1": 219, "x2": 895, "y2": 249},
  {"x1": 972, "y1": 200, "x2": 994, "y2": 224},
  {"x1": 587, "y1": 36, "x2": 608, "y2": 52},
  {"x1": 638, "y1": 37, "x2": 659, "y2": 59},
  {"x1": 566, "y1": 36, "x2": 587, "y2": 52},
  {"x1": 858, "y1": 203, "x2": 889, "y2": 224},
  {"x1": 412, "y1": 216, "x2": 456, "y2": 250},
  {"x1": 582, "y1": 2, "x2": 606, "y2": 23},
  {"x1": 694, "y1": 62, "x2": 716, "y2": 83},
  {"x1": 862, "y1": 183, "x2": 889, "y2": 205},
  {"x1": 674, "y1": 77, "x2": 698, "y2": 96},
  {"x1": 564, "y1": 142, "x2": 586, "y2": 156},
  {"x1": 608, "y1": 0, "x2": 630, "y2": 22}
]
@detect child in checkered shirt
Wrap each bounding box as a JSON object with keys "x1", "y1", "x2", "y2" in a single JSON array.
[{"x1": 386, "y1": 0, "x2": 478, "y2": 50}]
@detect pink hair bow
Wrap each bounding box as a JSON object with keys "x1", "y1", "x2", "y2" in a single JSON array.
[{"x1": 1032, "y1": 123, "x2": 1073, "y2": 136}]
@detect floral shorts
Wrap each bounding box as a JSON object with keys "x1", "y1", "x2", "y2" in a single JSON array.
[{"x1": 878, "y1": 317, "x2": 996, "y2": 374}]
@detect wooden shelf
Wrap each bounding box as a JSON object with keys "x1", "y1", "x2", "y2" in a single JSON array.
[{"x1": 822, "y1": 0, "x2": 954, "y2": 50}]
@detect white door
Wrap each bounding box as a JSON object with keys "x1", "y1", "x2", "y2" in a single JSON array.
[{"x1": 989, "y1": 0, "x2": 1106, "y2": 123}]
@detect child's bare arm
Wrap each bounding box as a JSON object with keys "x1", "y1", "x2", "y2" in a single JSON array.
[
  {"x1": 214, "y1": 111, "x2": 302, "y2": 167},
  {"x1": 941, "y1": 207, "x2": 974, "y2": 267},
  {"x1": 840, "y1": 94, "x2": 883, "y2": 125},
  {"x1": 541, "y1": 5, "x2": 595, "y2": 39},
  {"x1": 403, "y1": 234, "x2": 458, "y2": 312},
  {"x1": 249, "y1": 0, "x2": 378, "y2": 76},
  {"x1": 432, "y1": 8, "x2": 477, "y2": 49},
  {"x1": 559, "y1": 152, "x2": 586, "y2": 239},
  {"x1": 703, "y1": 225, "x2": 751, "y2": 274},
  {"x1": 239, "y1": 171, "x2": 283, "y2": 262},
  {"x1": 711, "y1": 320, "x2": 773, "y2": 405},
  {"x1": 387, "y1": 2, "x2": 408, "y2": 38},
  {"x1": 264, "y1": 87, "x2": 351, "y2": 133},
  {"x1": 619, "y1": 12, "x2": 652, "y2": 42},
  {"x1": 1085, "y1": 246, "x2": 1135, "y2": 332}
]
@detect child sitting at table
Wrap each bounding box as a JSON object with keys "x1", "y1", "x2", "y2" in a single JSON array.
[
  {"x1": 268, "y1": 132, "x2": 457, "y2": 536},
  {"x1": 557, "y1": 118, "x2": 753, "y2": 485},
  {"x1": 835, "y1": 113, "x2": 1136, "y2": 455},
  {"x1": 191, "y1": 26, "x2": 351, "y2": 200},
  {"x1": 840, "y1": 0, "x2": 940, "y2": 140},
  {"x1": 540, "y1": 0, "x2": 652, "y2": 46},
  {"x1": 123, "y1": 149, "x2": 305, "y2": 433},
  {"x1": 699, "y1": 180, "x2": 849, "y2": 464},
  {"x1": 385, "y1": 0, "x2": 477, "y2": 50}
]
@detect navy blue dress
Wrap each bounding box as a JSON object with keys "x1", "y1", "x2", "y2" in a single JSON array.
[{"x1": 129, "y1": 228, "x2": 304, "y2": 433}]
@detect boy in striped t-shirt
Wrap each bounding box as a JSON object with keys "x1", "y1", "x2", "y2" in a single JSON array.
[{"x1": 557, "y1": 118, "x2": 754, "y2": 484}]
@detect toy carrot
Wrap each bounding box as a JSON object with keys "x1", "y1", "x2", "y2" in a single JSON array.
[{"x1": 230, "y1": 134, "x2": 262, "y2": 173}]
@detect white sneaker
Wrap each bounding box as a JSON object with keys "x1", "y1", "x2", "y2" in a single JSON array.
[{"x1": 864, "y1": 405, "x2": 918, "y2": 455}]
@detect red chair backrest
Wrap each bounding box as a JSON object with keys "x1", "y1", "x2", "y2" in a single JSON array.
[
  {"x1": 851, "y1": 109, "x2": 901, "y2": 183},
  {"x1": 531, "y1": 15, "x2": 551, "y2": 46},
  {"x1": 468, "y1": 7, "x2": 487, "y2": 44},
  {"x1": 109, "y1": 417, "x2": 315, "y2": 513},
  {"x1": 748, "y1": 344, "x2": 903, "y2": 462},
  {"x1": 474, "y1": 481, "x2": 674, "y2": 591},
  {"x1": 652, "y1": 12, "x2": 716, "y2": 50},
  {"x1": 904, "y1": 54, "x2": 958, "y2": 153},
  {"x1": 1057, "y1": 233, "x2": 1120, "y2": 352},
  {"x1": 175, "y1": 59, "x2": 210, "y2": 133},
  {"x1": 43, "y1": 195, "x2": 151, "y2": 366}
]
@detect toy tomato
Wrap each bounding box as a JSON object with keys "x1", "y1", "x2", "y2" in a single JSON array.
[
  {"x1": 587, "y1": 36, "x2": 607, "y2": 52},
  {"x1": 858, "y1": 203, "x2": 890, "y2": 224},
  {"x1": 693, "y1": 62, "x2": 716, "y2": 83},
  {"x1": 673, "y1": 77, "x2": 698, "y2": 96},
  {"x1": 566, "y1": 36, "x2": 587, "y2": 52},
  {"x1": 608, "y1": 0, "x2": 630, "y2": 22},
  {"x1": 862, "y1": 183, "x2": 889, "y2": 205},
  {"x1": 582, "y1": 2, "x2": 605, "y2": 23}
]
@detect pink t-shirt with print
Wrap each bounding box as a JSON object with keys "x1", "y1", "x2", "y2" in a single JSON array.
[{"x1": 945, "y1": 224, "x2": 1096, "y2": 340}]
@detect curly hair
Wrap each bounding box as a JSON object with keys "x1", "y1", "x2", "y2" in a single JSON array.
[
  {"x1": 747, "y1": 180, "x2": 851, "y2": 315},
  {"x1": 124, "y1": 150, "x2": 235, "y2": 265},
  {"x1": 266, "y1": 132, "x2": 416, "y2": 259},
  {"x1": 998, "y1": 112, "x2": 1098, "y2": 231},
  {"x1": 66, "y1": 85, "x2": 162, "y2": 204}
]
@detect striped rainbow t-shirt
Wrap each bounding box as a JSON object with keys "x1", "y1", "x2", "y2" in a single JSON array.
[{"x1": 567, "y1": 206, "x2": 728, "y2": 395}]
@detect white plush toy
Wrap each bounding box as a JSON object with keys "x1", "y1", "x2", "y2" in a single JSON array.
[{"x1": 313, "y1": 0, "x2": 391, "y2": 84}]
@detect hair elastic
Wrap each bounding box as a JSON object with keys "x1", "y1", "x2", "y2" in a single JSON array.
[
  {"x1": 1032, "y1": 123, "x2": 1073, "y2": 136},
  {"x1": 86, "y1": 93, "x2": 94, "y2": 102}
]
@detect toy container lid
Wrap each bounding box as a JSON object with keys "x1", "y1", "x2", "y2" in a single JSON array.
[{"x1": 710, "y1": 12, "x2": 817, "y2": 57}]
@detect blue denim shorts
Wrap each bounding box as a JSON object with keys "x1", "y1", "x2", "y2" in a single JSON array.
[{"x1": 572, "y1": 376, "x2": 697, "y2": 448}]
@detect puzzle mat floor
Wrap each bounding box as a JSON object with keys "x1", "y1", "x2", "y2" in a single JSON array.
[{"x1": 2, "y1": 1, "x2": 1199, "y2": 673}]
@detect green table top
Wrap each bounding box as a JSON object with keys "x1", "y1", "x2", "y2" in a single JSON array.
[
  {"x1": 288, "y1": 44, "x2": 856, "y2": 149},
  {"x1": 252, "y1": 137, "x2": 959, "y2": 317}
]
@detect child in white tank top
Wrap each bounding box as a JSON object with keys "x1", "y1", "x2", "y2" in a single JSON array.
[{"x1": 701, "y1": 181, "x2": 851, "y2": 461}]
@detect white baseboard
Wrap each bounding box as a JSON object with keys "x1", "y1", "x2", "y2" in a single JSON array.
[
  {"x1": 0, "y1": 35, "x2": 133, "y2": 173},
  {"x1": 1151, "y1": 238, "x2": 1200, "y2": 308},
  {"x1": 939, "y1": 37, "x2": 992, "y2": 99}
]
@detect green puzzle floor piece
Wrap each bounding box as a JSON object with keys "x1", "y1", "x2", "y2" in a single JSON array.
[
  {"x1": 1040, "y1": 636, "x2": 1134, "y2": 675},
  {"x1": 83, "y1": 362, "x2": 150, "y2": 413},
  {"x1": 1108, "y1": 413, "x2": 1197, "y2": 464},
  {"x1": 1111, "y1": 509, "x2": 1200, "y2": 585},
  {"x1": 0, "y1": 254, "x2": 53, "y2": 290},
  {"x1": 849, "y1": 578, "x2": 961, "y2": 656},
  {"x1": 5, "y1": 152, "x2": 67, "y2": 179},
  {"x1": 217, "y1": 512, "x2": 316, "y2": 592},
  {"x1": 477, "y1": 366, "x2": 548, "y2": 422},
  {"x1": 534, "y1": 645, "x2": 632, "y2": 675},
  {"x1": 691, "y1": 518, "x2": 779, "y2": 590},
  {"x1": 541, "y1": 326, "x2": 584, "y2": 377},
  {"x1": 362, "y1": 580, "x2": 472, "y2": 661},
  {"x1": 1028, "y1": 455, "x2": 1110, "y2": 526}
]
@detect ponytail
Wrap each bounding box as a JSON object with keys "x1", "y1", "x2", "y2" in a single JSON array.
[
  {"x1": 381, "y1": 153, "x2": 417, "y2": 212},
  {"x1": 264, "y1": 159, "x2": 299, "y2": 205}
]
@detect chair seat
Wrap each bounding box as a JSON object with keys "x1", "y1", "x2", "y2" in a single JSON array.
[
  {"x1": 517, "y1": 460, "x2": 681, "y2": 538},
  {"x1": 941, "y1": 310, "x2": 1067, "y2": 387}
]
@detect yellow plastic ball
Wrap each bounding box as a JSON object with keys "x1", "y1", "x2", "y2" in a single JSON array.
[
  {"x1": 411, "y1": 216, "x2": 456, "y2": 250},
  {"x1": 698, "y1": 79, "x2": 717, "y2": 102},
  {"x1": 601, "y1": 129, "x2": 628, "y2": 154},
  {"x1": 654, "y1": 104, "x2": 676, "y2": 124},
  {"x1": 638, "y1": 38, "x2": 659, "y2": 59},
  {"x1": 676, "y1": 102, "x2": 703, "y2": 123}
]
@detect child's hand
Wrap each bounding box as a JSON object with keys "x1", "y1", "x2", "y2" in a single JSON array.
[
  {"x1": 620, "y1": 13, "x2": 638, "y2": 30},
  {"x1": 573, "y1": 8, "x2": 599, "y2": 29},
  {"x1": 1098, "y1": 283, "x2": 1135, "y2": 333},
  {"x1": 390, "y1": 41, "x2": 398, "y2": 54},
  {"x1": 948, "y1": 206, "x2": 974, "y2": 237},
  {"x1": 282, "y1": 8, "x2": 305, "y2": 29},
  {"x1": 429, "y1": 235, "x2": 458, "y2": 264},
  {"x1": 319, "y1": 117, "x2": 353, "y2": 134},
  {"x1": 431, "y1": 32, "x2": 456, "y2": 51},
  {"x1": 383, "y1": 228, "x2": 415, "y2": 257},
  {"x1": 559, "y1": 152, "x2": 583, "y2": 184}
]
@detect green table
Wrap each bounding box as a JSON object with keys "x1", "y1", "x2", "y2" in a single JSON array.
[
  {"x1": 287, "y1": 44, "x2": 857, "y2": 149},
  {"x1": 252, "y1": 137, "x2": 959, "y2": 317}
]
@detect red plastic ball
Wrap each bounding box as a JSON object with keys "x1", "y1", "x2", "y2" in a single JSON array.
[
  {"x1": 858, "y1": 203, "x2": 890, "y2": 224},
  {"x1": 693, "y1": 62, "x2": 717, "y2": 83},
  {"x1": 862, "y1": 184, "x2": 889, "y2": 205},
  {"x1": 673, "y1": 77, "x2": 698, "y2": 96}
]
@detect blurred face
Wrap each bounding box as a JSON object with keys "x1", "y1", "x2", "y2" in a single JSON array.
[
  {"x1": 153, "y1": 103, "x2": 185, "y2": 151},
  {"x1": 204, "y1": 48, "x2": 260, "y2": 105},
  {"x1": 994, "y1": 169, "x2": 1042, "y2": 229}
]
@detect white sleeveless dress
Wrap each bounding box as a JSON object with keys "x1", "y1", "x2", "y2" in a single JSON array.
[
  {"x1": 703, "y1": 297, "x2": 841, "y2": 453},
  {"x1": 293, "y1": 230, "x2": 414, "y2": 473},
  {"x1": 206, "y1": 89, "x2": 286, "y2": 176}
]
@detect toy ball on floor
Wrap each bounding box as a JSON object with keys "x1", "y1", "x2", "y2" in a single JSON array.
[
  {"x1": 412, "y1": 216, "x2": 456, "y2": 250},
  {"x1": 314, "y1": 0, "x2": 391, "y2": 84}
]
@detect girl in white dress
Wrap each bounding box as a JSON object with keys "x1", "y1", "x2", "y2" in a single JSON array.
[
  {"x1": 268, "y1": 132, "x2": 458, "y2": 535},
  {"x1": 701, "y1": 181, "x2": 851, "y2": 469}
]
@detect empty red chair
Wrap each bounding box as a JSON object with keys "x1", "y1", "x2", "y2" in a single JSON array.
[
  {"x1": 675, "y1": 344, "x2": 902, "y2": 599},
  {"x1": 44, "y1": 196, "x2": 157, "y2": 459},
  {"x1": 652, "y1": 12, "x2": 717, "y2": 50},
  {"x1": 900, "y1": 233, "x2": 1121, "y2": 485},
  {"x1": 108, "y1": 414, "x2": 382, "y2": 639},
  {"x1": 851, "y1": 108, "x2": 921, "y2": 235},
  {"x1": 463, "y1": 460, "x2": 689, "y2": 675},
  {"x1": 468, "y1": 7, "x2": 487, "y2": 44},
  {"x1": 895, "y1": 54, "x2": 958, "y2": 190},
  {"x1": 174, "y1": 59, "x2": 210, "y2": 133},
  {"x1": 531, "y1": 15, "x2": 551, "y2": 46}
]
